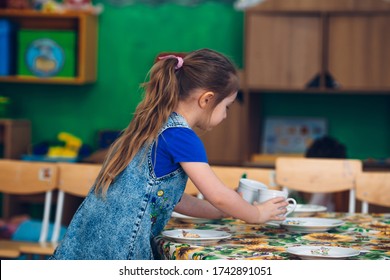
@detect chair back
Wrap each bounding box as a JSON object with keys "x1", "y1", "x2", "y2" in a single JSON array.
[
  {"x1": 51, "y1": 163, "x2": 102, "y2": 242},
  {"x1": 356, "y1": 172, "x2": 390, "y2": 213},
  {"x1": 185, "y1": 165, "x2": 276, "y2": 196},
  {"x1": 275, "y1": 157, "x2": 362, "y2": 213},
  {"x1": 57, "y1": 162, "x2": 102, "y2": 197},
  {"x1": 0, "y1": 159, "x2": 58, "y2": 243},
  {"x1": 0, "y1": 159, "x2": 58, "y2": 194}
]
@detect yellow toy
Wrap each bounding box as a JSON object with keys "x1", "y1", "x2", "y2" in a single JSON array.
[
  {"x1": 47, "y1": 132, "x2": 82, "y2": 158},
  {"x1": 41, "y1": 0, "x2": 64, "y2": 13}
]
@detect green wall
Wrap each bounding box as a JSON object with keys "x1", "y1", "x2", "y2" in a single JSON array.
[
  {"x1": 0, "y1": 3, "x2": 243, "y2": 149},
  {"x1": 261, "y1": 93, "x2": 390, "y2": 160},
  {"x1": 1, "y1": 3, "x2": 389, "y2": 160}
]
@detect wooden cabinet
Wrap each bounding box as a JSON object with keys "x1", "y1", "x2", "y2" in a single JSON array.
[
  {"x1": 0, "y1": 9, "x2": 98, "y2": 85},
  {"x1": 244, "y1": 0, "x2": 390, "y2": 92},
  {"x1": 0, "y1": 119, "x2": 31, "y2": 218},
  {"x1": 200, "y1": 1, "x2": 390, "y2": 165},
  {"x1": 245, "y1": 14, "x2": 323, "y2": 90},
  {"x1": 328, "y1": 14, "x2": 390, "y2": 90},
  {"x1": 237, "y1": 0, "x2": 390, "y2": 164},
  {"x1": 0, "y1": 119, "x2": 31, "y2": 159}
]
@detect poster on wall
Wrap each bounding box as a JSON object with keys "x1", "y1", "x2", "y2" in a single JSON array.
[{"x1": 261, "y1": 117, "x2": 327, "y2": 154}]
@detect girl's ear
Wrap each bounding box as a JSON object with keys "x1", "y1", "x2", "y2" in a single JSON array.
[{"x1": 198, "y1": 91, "x2": 215, "y2": 109}]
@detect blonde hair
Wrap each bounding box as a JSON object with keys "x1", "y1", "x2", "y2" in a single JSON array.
[{"x1": 95, "y1": 49, "x2": 239, "y2": 195}]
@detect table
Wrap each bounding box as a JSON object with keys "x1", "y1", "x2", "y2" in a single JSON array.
[{"x1": 153, "y1": 212, "x2": 390, "y2": 260}]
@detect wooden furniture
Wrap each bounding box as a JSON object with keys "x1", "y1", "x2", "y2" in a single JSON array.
[
  {"x1": 356, "y1": 172, "x2": 390, "y2": 213},
  {"x1": 0, "y1": 160, "x2": 58, "y2": 259},
  {"x1": 0, "y1": 240, "x2": 24, "y2": 259},
  {"x1": 200, "y1": 1, "x2": 390, "y2": 165},
  {"x1": 327, "y1": 14, "x2": 390, "y2": 90},
  {"x1": 0, "y1": 119, "x2": 32, "y2": 219},
  {"x1": 185, "y1": 165, "x2": 276, "y2": 196},
  {"x1": 18, "y1": 162, "x2": 101, "y2": 257},
  {"x1": 49, "y1": 162, "x2": 101, "y2": 243},
  {"x1": 0, "y1": 119, "x2": 31, "y2": 159},
  {"x1": 236, "y1": 0, "x2": 390, "y2": 163},
  {"x1": 0, "y1": 9, "x2": 98, "y2": 85},
  {"x1": 244, "y1": 0, "x2": 390, "y2": 91},
  {"x1": 275, "y1": 157, "x2": 362, "y2": 213},
  {"x1": 245, "y1": 12, "x2": 323, "y2": 90}
]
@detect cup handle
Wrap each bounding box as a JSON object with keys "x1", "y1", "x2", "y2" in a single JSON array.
[{"x1": 285, "y1": 198, "x2": 297, "y2": 216}]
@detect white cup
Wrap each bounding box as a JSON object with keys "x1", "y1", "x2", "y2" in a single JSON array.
[
  {"x1": 237, "y1": 178, "x2": 268, "y2": 204},
  {"x1": 257, "y1": 189, "x2": 297, "y2": 218}
]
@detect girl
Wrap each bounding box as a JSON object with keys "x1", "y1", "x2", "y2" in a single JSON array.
[{"x1": 50, "y1": 48, "x2": 288, "y2": 260}]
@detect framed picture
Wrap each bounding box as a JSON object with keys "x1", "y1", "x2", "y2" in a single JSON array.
[{"x1": 261, "y1": 117, "x2": 327, "y2": 154}]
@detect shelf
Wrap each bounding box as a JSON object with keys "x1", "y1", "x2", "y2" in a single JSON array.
[
  {"x1": 0, "y1": 9, "x2": 98, "y2": 85},
  {"x1": 0, "y1": 75, "x2": 92, "y2": 85}
]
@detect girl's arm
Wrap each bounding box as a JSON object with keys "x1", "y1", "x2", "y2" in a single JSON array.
[
  {"x1": 174, "y1": 193, "x2": 230, "y2": 219},
  {"x1": 180, "y1": 162, "x2": 288, "y2": 224}
]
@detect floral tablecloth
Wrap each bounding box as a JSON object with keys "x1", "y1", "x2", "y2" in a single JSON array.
[{"x1": 153, "y1": 213, "x2": 390, "y2": 260}]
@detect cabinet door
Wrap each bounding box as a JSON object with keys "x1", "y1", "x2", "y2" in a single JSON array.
[
  {"x1": 328, "y1": 15, "x2": 390, "y2": 90},
  {"x1": 245, "y1": 14, "x2": 323, "y2": 90}
]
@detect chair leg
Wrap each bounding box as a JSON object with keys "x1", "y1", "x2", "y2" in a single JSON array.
[{"x1": 362, "y1": 201, "x2": 369, "y2": 214}]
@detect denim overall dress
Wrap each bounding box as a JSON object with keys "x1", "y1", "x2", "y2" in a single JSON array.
[{"x1": 51, "y1": 114, "x2": 189, "y2": 259}]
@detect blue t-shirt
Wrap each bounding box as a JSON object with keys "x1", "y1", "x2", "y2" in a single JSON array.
[{"x1": 152, "y1": 127, "x2": 208, "y2": 177}]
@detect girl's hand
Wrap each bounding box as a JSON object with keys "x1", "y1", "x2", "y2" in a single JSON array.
[{"x1": 253, "y1": 197, "x2": 289, "y2": 224}]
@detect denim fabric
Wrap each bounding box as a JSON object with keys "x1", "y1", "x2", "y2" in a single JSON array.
[{"x1": 50, "y1": 113, "x2": 189, "y2": 260}]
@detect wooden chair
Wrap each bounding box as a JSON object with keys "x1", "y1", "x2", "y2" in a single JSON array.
[
  {"x1": 356, "y1": 172, "x2": 390, "y2": 213},
  {"x1": 275, "y1": 157, "x2": 362, "y2": 213},
  {"x1": 18, "y1": 163, "x2": 102, "y2": 256},
  {"x1": 46, "y1": 162, "x2": 102, "y2": 245},
  {"x1": 185, "y1": 165, "x2": 277, "y2": 196},
  {"x1": 0, "y1": 160, "x2": 58, "y2": 259}
]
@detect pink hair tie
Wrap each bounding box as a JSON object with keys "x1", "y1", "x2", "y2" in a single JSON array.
[{"x1": 158, "y1": 55, "x2": 184, "y2": 70}]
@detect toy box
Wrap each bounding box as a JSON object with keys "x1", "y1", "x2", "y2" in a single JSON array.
[
  {"x1": 17, "y1": 29, "x2": 76, "y2": 78},
  {"x1": 0, "y1": 19, "x2": 16, "y2": 76}
]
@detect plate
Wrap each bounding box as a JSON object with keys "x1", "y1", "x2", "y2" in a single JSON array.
[
  {"x1": 265, "y1": 221, "x2": 283, "y2": 227},
  {"x1": 161, "y1": 229, "x2": 231, "y2": 244},
  {"x1": 286, "y1": 246, "x2": 360, "y2": 260},
  {"x1": 171, "y1": 212, "x2": 220, "y2": 224},
  {"x1": 281, "y1": 217, "x2": 344, "y2": 233},
  {"x1": 294, "y1": 204, "x2": 327, "y2": 213}
]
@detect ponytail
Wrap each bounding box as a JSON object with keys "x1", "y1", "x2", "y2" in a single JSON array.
[
  {"x1": 95, "y1": 57, "x2": 181, "y2": 195},
  {"x1": 94, "y1": 49, "x2": 239, "y2": 195}
]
